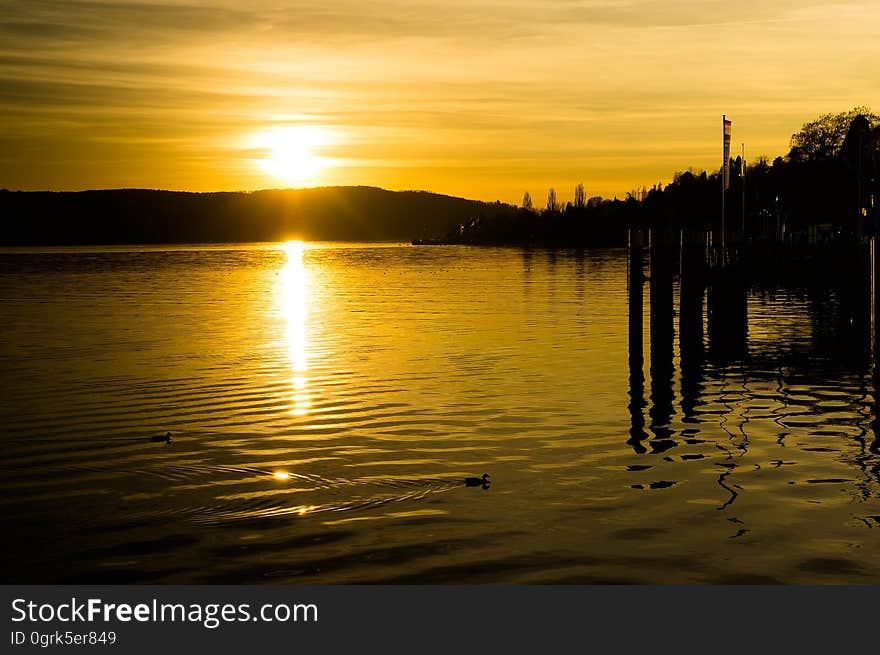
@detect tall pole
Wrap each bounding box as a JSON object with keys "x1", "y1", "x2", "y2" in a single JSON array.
[
  {"x1": 859, "y1": 131, "x2": 863, "y2": 244},
  {"x1": 721, "y1": 115, "x2": 726, "y2": 259},
  {"x1": 741, "y1": 143, "x2": 746, "y2": 235}
]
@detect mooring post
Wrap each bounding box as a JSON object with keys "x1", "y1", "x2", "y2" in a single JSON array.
[
  {"x1": 707, "y1": 267, "x2": 748, "y2": 365},
  {"x1": 870, "y1": 236, "x2": 880, "y2": 454},
  {"x1": 627, "y1": 227, "x2": 648, "y2": 453},
  {"x1": 648, "y1": 227, "x2": 676, "y2": 452},
  {"x1": 679, "y1": 228, "x2": 706, "y2": 422},
  {"x1": 872, "y1": 236, "x2": 879, "y2": 374}
]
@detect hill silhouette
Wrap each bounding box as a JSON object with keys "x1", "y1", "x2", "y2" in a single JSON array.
[{"x1": 0, "y1": 186, "x2": 515, "y2": 245}]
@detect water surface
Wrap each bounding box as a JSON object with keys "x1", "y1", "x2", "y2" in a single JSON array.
[{"x1": 2, "y1": 242, "x2": 880, "y2": 583}]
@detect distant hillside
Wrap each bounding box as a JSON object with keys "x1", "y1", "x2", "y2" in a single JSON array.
[{"x1": 0, "y1": 187, "x2": 515, "y2": 245}]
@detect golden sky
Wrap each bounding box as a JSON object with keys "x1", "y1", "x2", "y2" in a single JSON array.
[{"x1": 1, "y1": 0, "x2": 878, "y2": 203}]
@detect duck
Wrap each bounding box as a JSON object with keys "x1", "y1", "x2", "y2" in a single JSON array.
[
  {"x1": 464, "y1": 473, "x2": 490, "y2": 488},
  {"x1": 149, "y1": 431, "x2": 173, "y2": 444}
]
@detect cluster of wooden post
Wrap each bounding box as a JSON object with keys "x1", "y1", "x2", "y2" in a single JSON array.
[{"x1": 627, "y1": 227, "x2": 749, "y2": 453}]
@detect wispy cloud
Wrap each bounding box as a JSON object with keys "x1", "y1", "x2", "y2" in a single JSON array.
[{"x1": 0, "y1": 0, "x2": 878, "y2": 199}]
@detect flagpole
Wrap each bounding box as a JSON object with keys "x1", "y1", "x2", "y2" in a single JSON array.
[
  {"x1": 721, "y1": 115, "x2": 726, "y2": 261},
  {"x1": 741, "y1": 143, "x2": 746, "y2": 235}
]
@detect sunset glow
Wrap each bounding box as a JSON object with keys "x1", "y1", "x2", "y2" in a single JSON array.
[
  {"x1": 2, "y1": 1, "x2": 879, "y2": 202},
  {"x1": 279, "y1": 240, "x2": 311, "y2": 417},
  {"x1": 253, "y1": 126, "x2": 334, "y2": 187}
]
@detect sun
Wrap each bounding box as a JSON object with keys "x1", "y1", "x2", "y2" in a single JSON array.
[{"x1": 253, "y1": 126, "x2": 333, "y2": 187}]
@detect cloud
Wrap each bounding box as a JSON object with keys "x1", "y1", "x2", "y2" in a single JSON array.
[
  {"x1": 0, "y1": 0, "x2": 878, "y2": 199},
  {"x1": 0, "y1": 1, "x2": 259, "y2": 44}
]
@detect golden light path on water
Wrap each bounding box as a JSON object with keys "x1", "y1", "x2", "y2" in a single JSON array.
[
  {"x1": 279, "y1": 240, "x2": 310, "y2": 417},
  {"x1": 7, "y1": 245, "x2": 880, "y2": 583}
]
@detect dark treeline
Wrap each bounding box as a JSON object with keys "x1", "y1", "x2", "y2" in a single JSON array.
[
  {"x1": 2, "y1": 108, "x2": 878, "y2": 248},
  {"x1": 0, "y1": 186, "x2": 517, "y2": 245},
  {"x1": 440, "y1": 191, "x2": 636, "y2": 247},
  {"x1": 446, "y1": 107, "x2": 880, "y2": 247}
]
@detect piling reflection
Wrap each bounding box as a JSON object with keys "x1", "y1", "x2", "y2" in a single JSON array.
[
  {"x1": 707, "y1": 276, "x2": 748, "y2": 366},
  {"x1": 872, "y1": 239, "x2": 880, "y2": 456},
  {"x1": 648, "y1": 230, "x2": 676, "y2": 453},
  {"x1": 626, "y1": 230, "x2": 880, "y2": 497},
  {"x1": 627, "y1": 230, "x2": 648, "y2": 454},
  {"x1": 678, "y1": 237, "x2": 704, "y2": 425}
]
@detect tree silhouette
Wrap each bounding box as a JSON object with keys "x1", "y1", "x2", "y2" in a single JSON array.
[
  {"x1": 841, "y1": 114, "x2": 874, "y2": 168},
  {"x1": 546, "y1": 188, "x2": 559, "y2": 213},
  {"x1": 522, "y1": 191, "x2": 533, "y2": 211},
  {"x1": 574, "y1": 182, "x2": 586, "y2": 209},
  {"x1": 789, "y1": 106, "x2": 879, "y2": 162}
]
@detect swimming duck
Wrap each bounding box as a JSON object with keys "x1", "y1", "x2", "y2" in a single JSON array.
[
  {"x1": 464, "y1": 473, "x2": 490, "y2": 487},
  {"x1": 150, "y1": 431, "x2": 173, "y2": 444}
]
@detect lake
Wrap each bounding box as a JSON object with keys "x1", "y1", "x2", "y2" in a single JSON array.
[{"x1": 2, "y1": 242, "x2": 880, "y2": 583}]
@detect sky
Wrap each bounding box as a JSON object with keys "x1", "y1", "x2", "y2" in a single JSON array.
[{"x1": 1, "y1": 0, "x2": 879, "y2": 203}]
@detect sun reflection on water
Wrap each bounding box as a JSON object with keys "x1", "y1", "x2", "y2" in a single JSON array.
[{"x1": 279, "y1": 240, "x2": 311, "y2": 416}]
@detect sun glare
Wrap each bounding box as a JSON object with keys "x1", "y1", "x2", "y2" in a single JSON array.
[
  {"x1": 254, "y1": 126, "x2": 333, "y2": 187},
  {"x1": 279, "y1": 239, "x2": 312, "y2": 416}
]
